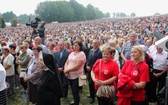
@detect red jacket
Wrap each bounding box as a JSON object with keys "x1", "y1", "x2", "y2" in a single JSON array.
[{"x1": 117, "y1": 73, "x2": 135, "y2": 105}]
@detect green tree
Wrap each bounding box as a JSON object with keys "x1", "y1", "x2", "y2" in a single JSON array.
[
  {"x1": 10, "y1": 18, "x2": 17, "y2": 27},
  {"x1": 116, "y1": 12, "x2": 120, "y2": 17},
  {"x1": 130, "y1": 12, "x2": 136, "y2": 17},
  {"x1": 94, "y1": 7, "x2": 104, "y2": 19},
  {"x1": 69, "y1": 0, "x2": 86, "y2": 21},
  {"x1": 154, "y1": 12, "x2": 161, "y2": 16},
  {"x1": 35, "y1": 1, "x2": 74, "y2": 23},
  {"x1": 85, "y1": 4, "x2": 96, "y2": 20},
  {"x1": 120, "y1": 12, "x2": 126, "y2": 17},
  {"x1": 18, "y1": 14, "x2": 30, "y2": 23},
  {"x1": 113, "y1": 13, "x2": 115, "y2": 18},
  {"x1": 104, "y1": 12, "x2": 110, "y2": 18},
  {"x1": 0, "y1": 16, "x2": 5, "y2": 28},
  {"x1": 2, "y1": 11, "x2": 17, "y2": 22}
]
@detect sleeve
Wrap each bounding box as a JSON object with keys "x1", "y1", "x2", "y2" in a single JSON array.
[
  {"x1": 6, "y1": 55, "x2": 14, "y2": 66},
  {"x1": 20, "y1": 55, "x2": 30, "y2": 66},
  {"x1": 0, "y1": 71, "x2": 5, "y2": 86},
  {"x1": 26, "y1": 62, "x2": 43, "y2": 80},
  {"x1": 121, "y1": 43, "x2": 127, "y2": 54},
  {"x1": 78, "y1": 52, "x2": 86, "y2": 62},
  {"x1": 121, "y1": 60, "x2": 129, "y2": 74},
  {"x1": 92, "y1": 59, "x2": 100, "y2": 72},
  {"x1": 140, "y1": 64, "x2": 150, "y2": 82},
  {"x1": 112, "y1": 62, "x2": 119, "y2": 77}
]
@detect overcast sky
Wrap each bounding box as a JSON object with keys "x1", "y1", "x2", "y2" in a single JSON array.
[{"x1": 0, "y1": 0, "x2": 168, "y2": 17}]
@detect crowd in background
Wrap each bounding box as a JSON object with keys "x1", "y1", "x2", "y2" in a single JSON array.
[{"x1": 0, "y1": 14, "x2": 168, "y2": 105}]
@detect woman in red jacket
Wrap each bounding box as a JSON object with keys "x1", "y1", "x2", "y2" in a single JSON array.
[{"x1": 117, "y1": 45, "x2": 149, "y2": 105}]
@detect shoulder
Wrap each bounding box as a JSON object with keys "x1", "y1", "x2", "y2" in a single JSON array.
[
  {"x1": 139, "y1": 61, "x2": 148, "y2": 69},
  {"x1": 65, "y1": 49, "x2": 70, "y2": 54},
  {"x1": 125, "y1": 60, "x2": 133, "y2": 64}
]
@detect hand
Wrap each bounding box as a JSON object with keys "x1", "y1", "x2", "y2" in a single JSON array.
[
  {"x1": 39, "y1": 58, "x2": 46, "y2": 69},
  {"x1": 153, "y1": 72, "x2": 161, "y2": 77},
  {"x1": 58, "y1": 68, "x2": 63, "y2": 73},
  {"x1": 96, "y1": 80, "x2": 104, "y2": 86},
  {"x1": 64, "y1": 69, "x2": 69, "y2": 73},
  {"x1": 23, "y1": 77, "x2": 27, "y2": 82},
  {"x1": 86, "y1": 66, "x2": 91, "y2": 71},
  {"x1": 18, "y1": 60, "x2": 21, "y2": 64},
  {"x1": 64, "y1": 73, "x2": 69, "y2": 78}
]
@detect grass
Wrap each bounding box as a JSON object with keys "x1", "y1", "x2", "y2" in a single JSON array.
[
  {"x1": 8, "y1": 85, "x2": 98, "y2": 105},
  {"x1": 8, "y1": 85, "x2": 155, "y2": 105}
]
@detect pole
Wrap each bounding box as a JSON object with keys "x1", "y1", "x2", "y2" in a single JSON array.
[{"x1": 165, "y1": 71, "x2": 168, "y2": 105}]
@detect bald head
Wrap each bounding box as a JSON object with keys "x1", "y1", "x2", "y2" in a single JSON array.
[{"x1": 34, "y1": 37, "x2": 42, "y2": 45}]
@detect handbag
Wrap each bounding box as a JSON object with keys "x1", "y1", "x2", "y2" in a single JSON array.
[
  {"x1": 79, "y1": 74, "x2": 87, "y2": 86},
  {"x1": 96, "y1": 59, "x2": 115, "y2": 99}
]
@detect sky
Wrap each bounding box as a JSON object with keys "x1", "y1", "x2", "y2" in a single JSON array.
[{"x1": 0, "y1": 0, "x2": 168, "y2": 17}]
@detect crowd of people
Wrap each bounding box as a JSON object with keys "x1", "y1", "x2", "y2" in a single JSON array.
[{"x1": 0, "y1": 14, "x2": 168, "y2": 105}]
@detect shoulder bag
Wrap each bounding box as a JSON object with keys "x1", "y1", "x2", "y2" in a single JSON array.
[{"x1": 96, "y1": 59, "x2": 115, "y2": 100}]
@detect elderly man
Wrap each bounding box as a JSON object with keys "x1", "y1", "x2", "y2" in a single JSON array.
[
  {"x1": 149, "y1": 46, "x2": 168, "y2": 102},
  {"x1": 121, "y1": 32, "x2": 139, "y2": 62},
  {"x1": 34, "y1": 37, "x2": 48, "y2": 53}
]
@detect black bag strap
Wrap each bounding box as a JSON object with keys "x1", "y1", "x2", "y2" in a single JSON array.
[{"x1": 134, "y1": 61, "x2": 140, "y2": 73}]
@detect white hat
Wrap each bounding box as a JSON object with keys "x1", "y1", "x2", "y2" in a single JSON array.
[{"x1": 139, "y1": 45, "x2": 148, "y2": 52}]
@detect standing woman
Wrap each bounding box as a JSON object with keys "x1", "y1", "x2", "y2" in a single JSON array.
[
  {"x1": 16, "y1": 44, "x2": 30, "y2": 91},
  {"x1": 0, "y1": 63, "x2": 7, "y2": 105},
  {"x1": 91, "y1": 46, "x2": 119, "y2": 105},
  {"x1": 117, "y1": 46, "x2": 149, "y2": 105},
  {"x1": 24, "y1": 45, "x2": 43, "y2": 105},
  {"x1": 64, "y1": 41, "x2": 86, "y2": 105}
]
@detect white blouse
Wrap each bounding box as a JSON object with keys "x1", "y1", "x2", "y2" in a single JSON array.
[{"x1": 0, "y1": 64, "x2": 7, "y2": 91}]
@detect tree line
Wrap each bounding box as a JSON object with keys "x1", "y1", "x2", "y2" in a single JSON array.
[
  {"x1": 0, "y1": 0, "x2": 162, "y2": 28},
  {"x1": 0, "y1": 0, "x2": 110, "y2": 28}
]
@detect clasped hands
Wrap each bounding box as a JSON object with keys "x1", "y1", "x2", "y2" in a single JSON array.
[{"x1": 93, "y1": 79, "x2": 104, "y2": 86}]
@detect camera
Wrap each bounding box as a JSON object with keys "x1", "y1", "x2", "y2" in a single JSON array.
[
  {"x1": 26, "y1": 17, "x2": 41, "y2": 29},
  {"x1": 154, "y1": 32, "x2": 168, "y2": 51}
]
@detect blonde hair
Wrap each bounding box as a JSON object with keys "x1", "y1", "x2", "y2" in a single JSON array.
[
  {"x1": 109, "y1": 40, "x2": 116, "y2": 48},
  {"x1": 131, "y1": 45, "x2": 144, "y2": 62},
  {"x1": 102, "y1": 46, "x2": 116, "y2": 55},
  {"x1": 64, "y1": 40, "x2": 72, "y2": 49}
]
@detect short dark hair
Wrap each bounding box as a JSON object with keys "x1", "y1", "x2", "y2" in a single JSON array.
[
  {"x1": 9, "y1": 44, "x2": 16, "y2": 50},
  {"x1": 73, "y1": 41, "x2": 83, "y2": 51}
]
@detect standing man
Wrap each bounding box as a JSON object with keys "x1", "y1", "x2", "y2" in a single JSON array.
[
  {"x1": 121, "y1": 32, "x2": 139, "y2": 62},
  {"x1": 86, "y1": 39, "x2": 102, "y2": 104},
  {"x1": 34, "y1": 37, "x2": 48, "y2": 53},
  {"x1": 54, "y1": 41, "x2": 70, "y2": 100},
  {"x1": 37, "y1": 21, "x2": 45, "y2": 44}
]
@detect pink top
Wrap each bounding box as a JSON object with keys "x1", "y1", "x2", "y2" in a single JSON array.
[{"x1": 67, "y1": 51, "x2": 86, "y2": 79}]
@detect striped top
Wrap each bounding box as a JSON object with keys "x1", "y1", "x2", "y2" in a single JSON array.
[{"x1": 0, "y1": 89, "x2": 7, "y2": 105}]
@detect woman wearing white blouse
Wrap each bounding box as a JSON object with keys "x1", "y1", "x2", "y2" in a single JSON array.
[{"x1": 0, "y1": 63, "x2": 7, "y2": 105}]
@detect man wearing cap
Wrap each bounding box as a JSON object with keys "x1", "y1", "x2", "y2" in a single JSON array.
[{"x1": 1, "y1": 46, "x2": 14, "y2": 95}]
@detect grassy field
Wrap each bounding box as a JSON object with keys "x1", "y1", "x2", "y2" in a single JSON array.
[
  {"x1": 8, "y1": 85, "x2": 98, "y2": 105},
  {"x1": 8, "y1": 85, "x2": 155, "y2": 105}
]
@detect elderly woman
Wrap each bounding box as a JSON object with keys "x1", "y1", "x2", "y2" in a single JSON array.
[
  {"x1": 91, "y1": 46, "x2": 119, "y2": 105},
  {"x1": 16, "y1": 44, "x2": 30, "y2": 91},
  {"x1": 24, "y1": 45, "x2": 43, "y2": 105},
  {"x1": 64, "y1": 41, "x2": 86, "y2": 105},
  {"x1": 117, "y1": 46, "x2": 149, "y2": 105},
  {"x1": 1, "y1": 46, "x2": 14, "y2": 95},
  {"x1": 0, "y1": 63, "x2": 7, "y2": 105}
]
